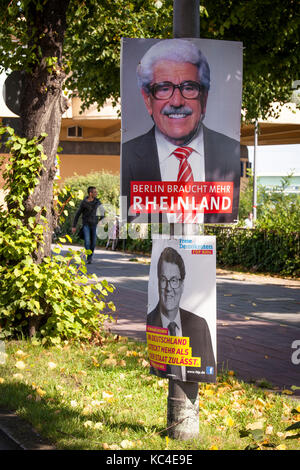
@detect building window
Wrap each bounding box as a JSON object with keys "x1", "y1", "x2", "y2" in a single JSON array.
[{"x1": 67, "y1": 126, "x2": 83, "y2": 138}]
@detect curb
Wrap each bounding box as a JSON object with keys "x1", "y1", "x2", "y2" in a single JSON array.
[{"x1": 0, "y1": 408, "x2": 56, "y2": 450}]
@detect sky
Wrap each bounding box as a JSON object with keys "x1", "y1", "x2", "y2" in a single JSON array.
[{"x1": 248, "y1": 144, "x2": 300, "y2": 176}]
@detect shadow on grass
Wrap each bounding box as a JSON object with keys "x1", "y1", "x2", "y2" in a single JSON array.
[{"x1": 0, "y1": 375, "x2": 165, "y2": 450}]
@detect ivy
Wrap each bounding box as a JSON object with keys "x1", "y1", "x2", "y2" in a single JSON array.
[{"x1": 0, "y1": 126, "x2": 115, "y2": 343}]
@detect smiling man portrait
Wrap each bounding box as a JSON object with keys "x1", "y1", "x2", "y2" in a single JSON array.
[{"x1": 121, "y1": 38, "x2": 241, "y2": 223}]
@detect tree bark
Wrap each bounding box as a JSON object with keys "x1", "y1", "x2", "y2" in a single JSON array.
[
  {"x1": 18, "y1": 1, "x2": 70, "y2": 336},
  {"x1": 20, "y1": 0, "x2": 70, "y2": 263}
]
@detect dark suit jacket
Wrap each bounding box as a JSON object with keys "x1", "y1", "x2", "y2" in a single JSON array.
[
  {"x1": 121, "y1": 125, "x2": 240, "y2": 223},
  {"x1": 147, "y1": 304, "x2": 216, "y2": 383}
]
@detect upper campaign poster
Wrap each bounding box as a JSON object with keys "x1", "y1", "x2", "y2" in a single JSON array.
[
  {"x1": 121, "y1": 37, "x2": 243, "y2": 224},
  {"x1": 147, "y1": 236, "x2": 216, "y2": 383}
]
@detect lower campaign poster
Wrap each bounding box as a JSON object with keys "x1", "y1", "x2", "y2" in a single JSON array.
[{"x1": 147, "y1": 236, "x2": 216, "y2": 383}]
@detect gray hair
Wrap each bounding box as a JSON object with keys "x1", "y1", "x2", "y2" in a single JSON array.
[{"x1": 137, "y1": 39, "x2": 210, "y2": 93}]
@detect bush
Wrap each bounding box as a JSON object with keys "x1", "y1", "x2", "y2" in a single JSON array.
[
  {"x1": 0, "y1": 127, "x2": 115, "y2": 343},
  {"x1": 205, "y1": 225, "x2": 299, "y2": 277}
]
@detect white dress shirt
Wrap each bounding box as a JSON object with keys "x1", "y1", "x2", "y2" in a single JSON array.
[
  {"x1": 161, "y1": 309, "x2": 186, "y2": 382},
  {"x1": 155, "y1": 126, "x2": 205, "y2": 182},
  {"x1": 155, "y1": 127, "x2": 205, "y2": 224}
]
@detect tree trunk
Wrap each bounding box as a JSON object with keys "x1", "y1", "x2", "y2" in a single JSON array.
[
  {"x1": 19, "y1": 1, "x2": 70, "y2": 336},
  {"x1": 20, "y1": 0, "x2": 70, "y2": 264}
]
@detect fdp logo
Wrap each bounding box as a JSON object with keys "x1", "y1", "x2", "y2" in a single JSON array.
[{"x1": 291, "y1": 340, "x2": 300, "y2": 365}]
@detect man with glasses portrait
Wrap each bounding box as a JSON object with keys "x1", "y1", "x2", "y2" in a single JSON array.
[
  {"x1": 121, "y1": 38, "x2": 240, "y2": 223},
  {"x1": 147, "y1": 247, "x2": 216, "y2": 382}
]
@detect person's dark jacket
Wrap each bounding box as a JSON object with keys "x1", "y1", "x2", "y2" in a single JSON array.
[{"x1": 72, "y1": 197, "x2": 104, "y2": 228}]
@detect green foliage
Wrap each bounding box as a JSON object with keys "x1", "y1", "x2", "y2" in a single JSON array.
[
  {"x1": 257, "y1": 176, "x2": 300, "y2": 234},
  {"x1": 205, "y1": 225, "x2": 299, "y2": 277},
  {"x1": 238, "y1": 173, "x2": 254, "y2": 221},
  {"x1": 0, "y1": 0, "x2": 297, "y2": 120},
  {"x1": 0, "y1": 126, "x2": 115, "y2": 343},
  {"x1": 200, "y1": 0, "x2": 300, "y2": 121},
  {"x1": 63, "y1": 0, "x2": 173, "y2": 110}
]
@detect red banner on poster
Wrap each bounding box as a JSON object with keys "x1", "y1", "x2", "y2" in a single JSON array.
[{"x1": 130, "y1": 181, "x2": 234, "y2": 214}]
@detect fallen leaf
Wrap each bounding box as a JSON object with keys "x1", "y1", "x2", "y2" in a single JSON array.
[
  {"x1": 235, "y1": 336, "x2": 242, "y2": 340},
  {"x1": 103, "y1": 391, "x2": 114, "y2": 400},
  {"x1": 83, "y1": 421, "x2": 93, "y2": 428},
  {"x1": 282, "y1": 389, "x2": 294, "y2": 395},
  {"x1": 82, "y1": 405, "x2": 93, "y2": 415},
  {"x1": 13, "y1": 373, "x2": 24, "y2": 380},
  {"x1": 92, "y1": 356, "x2": 100, "y2": 367},
  {"x1": 254, "y1": 398, "x2": 266, "y2": 407},
  {"x1": 246, "y1": 420, "x2": 265, "y2": 430},
  {"x1": 94, "y1": 422, "x2": 104, "y2": 430},
  {"x1": 15, "y1": 350, "x2": 26, "y2": 357},
  {"x1": 120, "y1": 439, "x2": 135, "y2": 449},
  {"x1": 224, "y1": 416, "x2": 234, "y2": 427},
  {"x1": 103, "y1": 358, "x2": 117, "y2": 367},
  {"x1": 91, "y1": 400, "x2": 103, "y2": 407},
  {"x1": 15, "y1": 361, "x2": 26, "y2": 370}
]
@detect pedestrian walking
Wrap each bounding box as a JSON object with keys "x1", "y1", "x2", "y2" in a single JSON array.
[{"x1": 72, "y1": 186, "x2": 105, "y2": 263}]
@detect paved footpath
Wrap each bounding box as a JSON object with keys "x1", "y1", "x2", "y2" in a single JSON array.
[{"x1": 72, "y1": 245, "x2": 300, "y2": 397}]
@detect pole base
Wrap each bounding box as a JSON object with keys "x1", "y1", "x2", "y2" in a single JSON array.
[{"x1": 167, "y1": 380, "x2": 199, "y2": 440}]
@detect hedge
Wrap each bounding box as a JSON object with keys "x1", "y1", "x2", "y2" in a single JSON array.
[{"x1": 205, "y1": 225, "x2": 300, "y2": 278}]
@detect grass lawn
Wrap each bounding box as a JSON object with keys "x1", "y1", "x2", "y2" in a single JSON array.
[{"x1": 0, "y1": 332, "x2": 299, "y2": 451}]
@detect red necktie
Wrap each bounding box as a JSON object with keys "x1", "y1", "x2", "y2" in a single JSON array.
[
  {"x1": 173, "y1": 146, "x2": 194, "y2": 182},
  {"x1": 173, "y1": 146, "x2": 196, "y2": 222}
]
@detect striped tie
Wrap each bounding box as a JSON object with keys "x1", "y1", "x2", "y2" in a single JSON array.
[
  {"x1": 166, "y1": 322, "x2": 182, "y2": 380},
  {"x1": 173, "y1": 146, "x2": 194, "y2": 182}
]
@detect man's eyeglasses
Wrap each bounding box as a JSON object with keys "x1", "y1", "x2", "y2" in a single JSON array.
[
  {"x1": 149, "y1": 81, "x2": 204, "y2": 100},
  {"x1": 159, "y1": 276, "x2": 182, "y2": 289}
]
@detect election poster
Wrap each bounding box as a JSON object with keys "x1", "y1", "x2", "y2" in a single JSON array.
[
  {"x1": 121, "y1": 37, "x2": 243, "y2": 224},
  {"x1": 147, "y1": 236, "x2": 216, "y2": 383}
]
